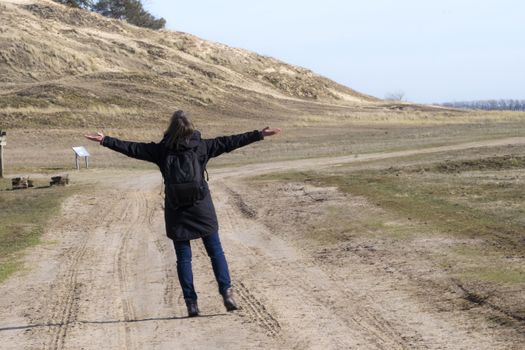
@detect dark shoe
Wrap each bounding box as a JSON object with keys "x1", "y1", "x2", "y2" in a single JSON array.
[
  {"x1": 186, "y1": 300, "x2": 200, "y2": 317},
  {"x1": 222, "y1": 288, "x2": 238, "y2": 311}
]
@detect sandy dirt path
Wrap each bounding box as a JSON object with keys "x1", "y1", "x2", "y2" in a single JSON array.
[{"x1": 0, "y1": 137, "x2": 524, "y2": 349}]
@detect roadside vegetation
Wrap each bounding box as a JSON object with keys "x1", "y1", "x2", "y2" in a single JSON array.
[
  {"x1": 249, "y1": 147, "x2": 525, "y2": 322},
  {"x1": 0, "y1": 178, "x2": 77, "y2": 282},
  {"x1": 316, "y1": 157, "x2": 524, "y2": 245},
  {"x1": 51, "y1": 0, "x2": 166, "y2": 29}
]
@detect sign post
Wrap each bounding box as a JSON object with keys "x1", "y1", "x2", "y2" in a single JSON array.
[
  {"x1": 0, "y1": 131, "x2": 6, "y2": 178},
  {"x1": 72, "y1": 146, "x2": 90, "y2": 170}
]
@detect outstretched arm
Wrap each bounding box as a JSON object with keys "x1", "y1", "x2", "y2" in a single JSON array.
[
  {"x1": 204, "y1": 127, "x2": 281, "y2": 158},
  {"x1": 84, "y1": 132, "x2": 162, "y2": 165}
]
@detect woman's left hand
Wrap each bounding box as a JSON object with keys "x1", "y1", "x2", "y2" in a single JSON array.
[{"x1": 84, "y1": 132, "x2": 105, "y2": 143}]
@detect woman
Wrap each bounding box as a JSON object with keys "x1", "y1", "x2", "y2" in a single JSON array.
[{"x1": 85, "y1": 110, "x2": 281, "y2": 317}]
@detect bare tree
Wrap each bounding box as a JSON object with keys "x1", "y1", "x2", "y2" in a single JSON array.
[{"x1": 385, "y1": 90, "x2": 405, "y2": 101}]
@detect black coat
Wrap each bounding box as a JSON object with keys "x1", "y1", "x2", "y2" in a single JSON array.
[{"x1": 101, "y1": 130, "x2": 264, "y2": 241}]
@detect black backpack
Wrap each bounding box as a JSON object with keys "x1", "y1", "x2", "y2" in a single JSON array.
[{"x1": 164, "y1": 147, "x2": 208, "y2": 207}]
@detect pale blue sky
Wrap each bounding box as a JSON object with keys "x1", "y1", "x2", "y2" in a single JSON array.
[{"x1": 144, "y1": 0, "x2": 524, "y2": 103}]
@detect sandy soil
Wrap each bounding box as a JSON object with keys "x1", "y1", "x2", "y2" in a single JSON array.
[{"x1": 0, "y1": 137, "x2": 524, "y2": 349}]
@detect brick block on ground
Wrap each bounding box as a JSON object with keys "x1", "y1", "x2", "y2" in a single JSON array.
[
  {"x1": 12, "y1": 176, "x2": 33, "y2": 190},
  {"x1": 50, "y1": 174, "x2": 69, "y2": 186}
]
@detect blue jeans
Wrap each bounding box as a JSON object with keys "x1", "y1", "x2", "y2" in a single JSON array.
[{"x1": 173, "y1": 232, "x2": 231, "y2": 302}]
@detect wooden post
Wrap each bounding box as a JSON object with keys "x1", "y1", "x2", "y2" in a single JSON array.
[
  {"x1": 75, "y1": 154, "x2": 80, "y2": 170},
  {"x1": 0, "y1": 144, "x2": 4, "y2": 178},
  {"x1": 0, "y1": 131, "x2": 6, "y2": 178}
]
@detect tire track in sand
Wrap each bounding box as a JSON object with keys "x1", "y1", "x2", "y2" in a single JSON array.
[
  {"x1": 217, "y1": 183, "x2": 409, "y2": 349},
  {"x1": 235, "y1": 281, "x2": 281, "y2": 337},
  {"x1": 114, "y1": 202, "x2": 137, "y2": 349},
  {"x1": 154, "y1": 187, "x2": 180, "y2": 312},
  {"x1": 112, "y1": 188, "x2": 180, "y2": 349},
  {"x1": 44, "y1": 236, "x2": 88, "y2": 350},
  {"x1": 113, "y1": 191, "x2": 151, "y2": 350},
  {"x1": 43, "y1": 196, "x2": 116, "y2": 350},
  {"x1": 190, "y1": 232, "x2": 280, "y2": 336}
]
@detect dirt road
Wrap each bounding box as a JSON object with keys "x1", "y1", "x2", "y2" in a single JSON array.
[{"x1": 1, "y1": 137, "x2": 524, "y2": 349}]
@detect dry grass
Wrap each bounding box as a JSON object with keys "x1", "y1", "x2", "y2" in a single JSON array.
[
  {"x1": 0, "y1": 0, "x2": 379, "y2": 131},
  {"x1": 288, "y1": 107, "x2": 525, "y2": 126},
  {"x1": 2, "y1": 115, "x2": 525, "y2": 174}
]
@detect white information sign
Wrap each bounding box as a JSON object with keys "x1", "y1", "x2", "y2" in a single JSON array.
[{"x1": 72, "y1": 147, "x2": 90, "y2": 157}]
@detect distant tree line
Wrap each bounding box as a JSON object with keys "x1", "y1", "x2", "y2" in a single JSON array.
[
  {"x1": 52, "y1": 0, "x2": 166, "y2": 30},
  {"x1": 438, "y1": 99, "x2": 525, "y2": 111}
]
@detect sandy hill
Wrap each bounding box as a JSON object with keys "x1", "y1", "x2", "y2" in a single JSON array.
[{"x1": 0, "y1": 0, "x2": 379, "y2": 129}]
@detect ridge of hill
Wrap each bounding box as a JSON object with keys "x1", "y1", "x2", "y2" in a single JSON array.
[{"x1": 0, "y1": 0, "x2": 380, "y2": 129}]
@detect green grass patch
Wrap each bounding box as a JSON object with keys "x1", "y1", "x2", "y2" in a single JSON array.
[
  {"x1": 460, "y1": 267, "x2": 525, "y2": 285},
  {"x1": 455, "y1": 266, "x2": 525, "y2": 285},
  {"x1": 0, "y1": 178, "x2": 76, "y2": 283},
  {"x1": 335, "y1": 172, "x2": 518, "y2": 245},
  {"x1": 0, "y1": 261, "x2": 18, "y2": 284},
  {"x1": 253, "y1": 171, "x2": 315, "y2": 183},
  {"x1": 385, "y1": 155, "x2": 525, "y2": 174},
  {"x1": 253, "y1": 153, "x2": 525, "y2": 246},
  {"x1": 319, "y1": 173, "x2": 521, "y2": 241}
]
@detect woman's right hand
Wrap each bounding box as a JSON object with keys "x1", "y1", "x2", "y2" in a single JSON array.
[
  {"x1": 84, "y1": 132, "x2": 105, "y2": 143},
  {"x1": 261, "y1": 127, "x2": 281, "y2": 137}
]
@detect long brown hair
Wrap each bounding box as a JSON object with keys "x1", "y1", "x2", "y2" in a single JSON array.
[{"x1": 163, "y1": 110, "x2": 195, "y2": 149}]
